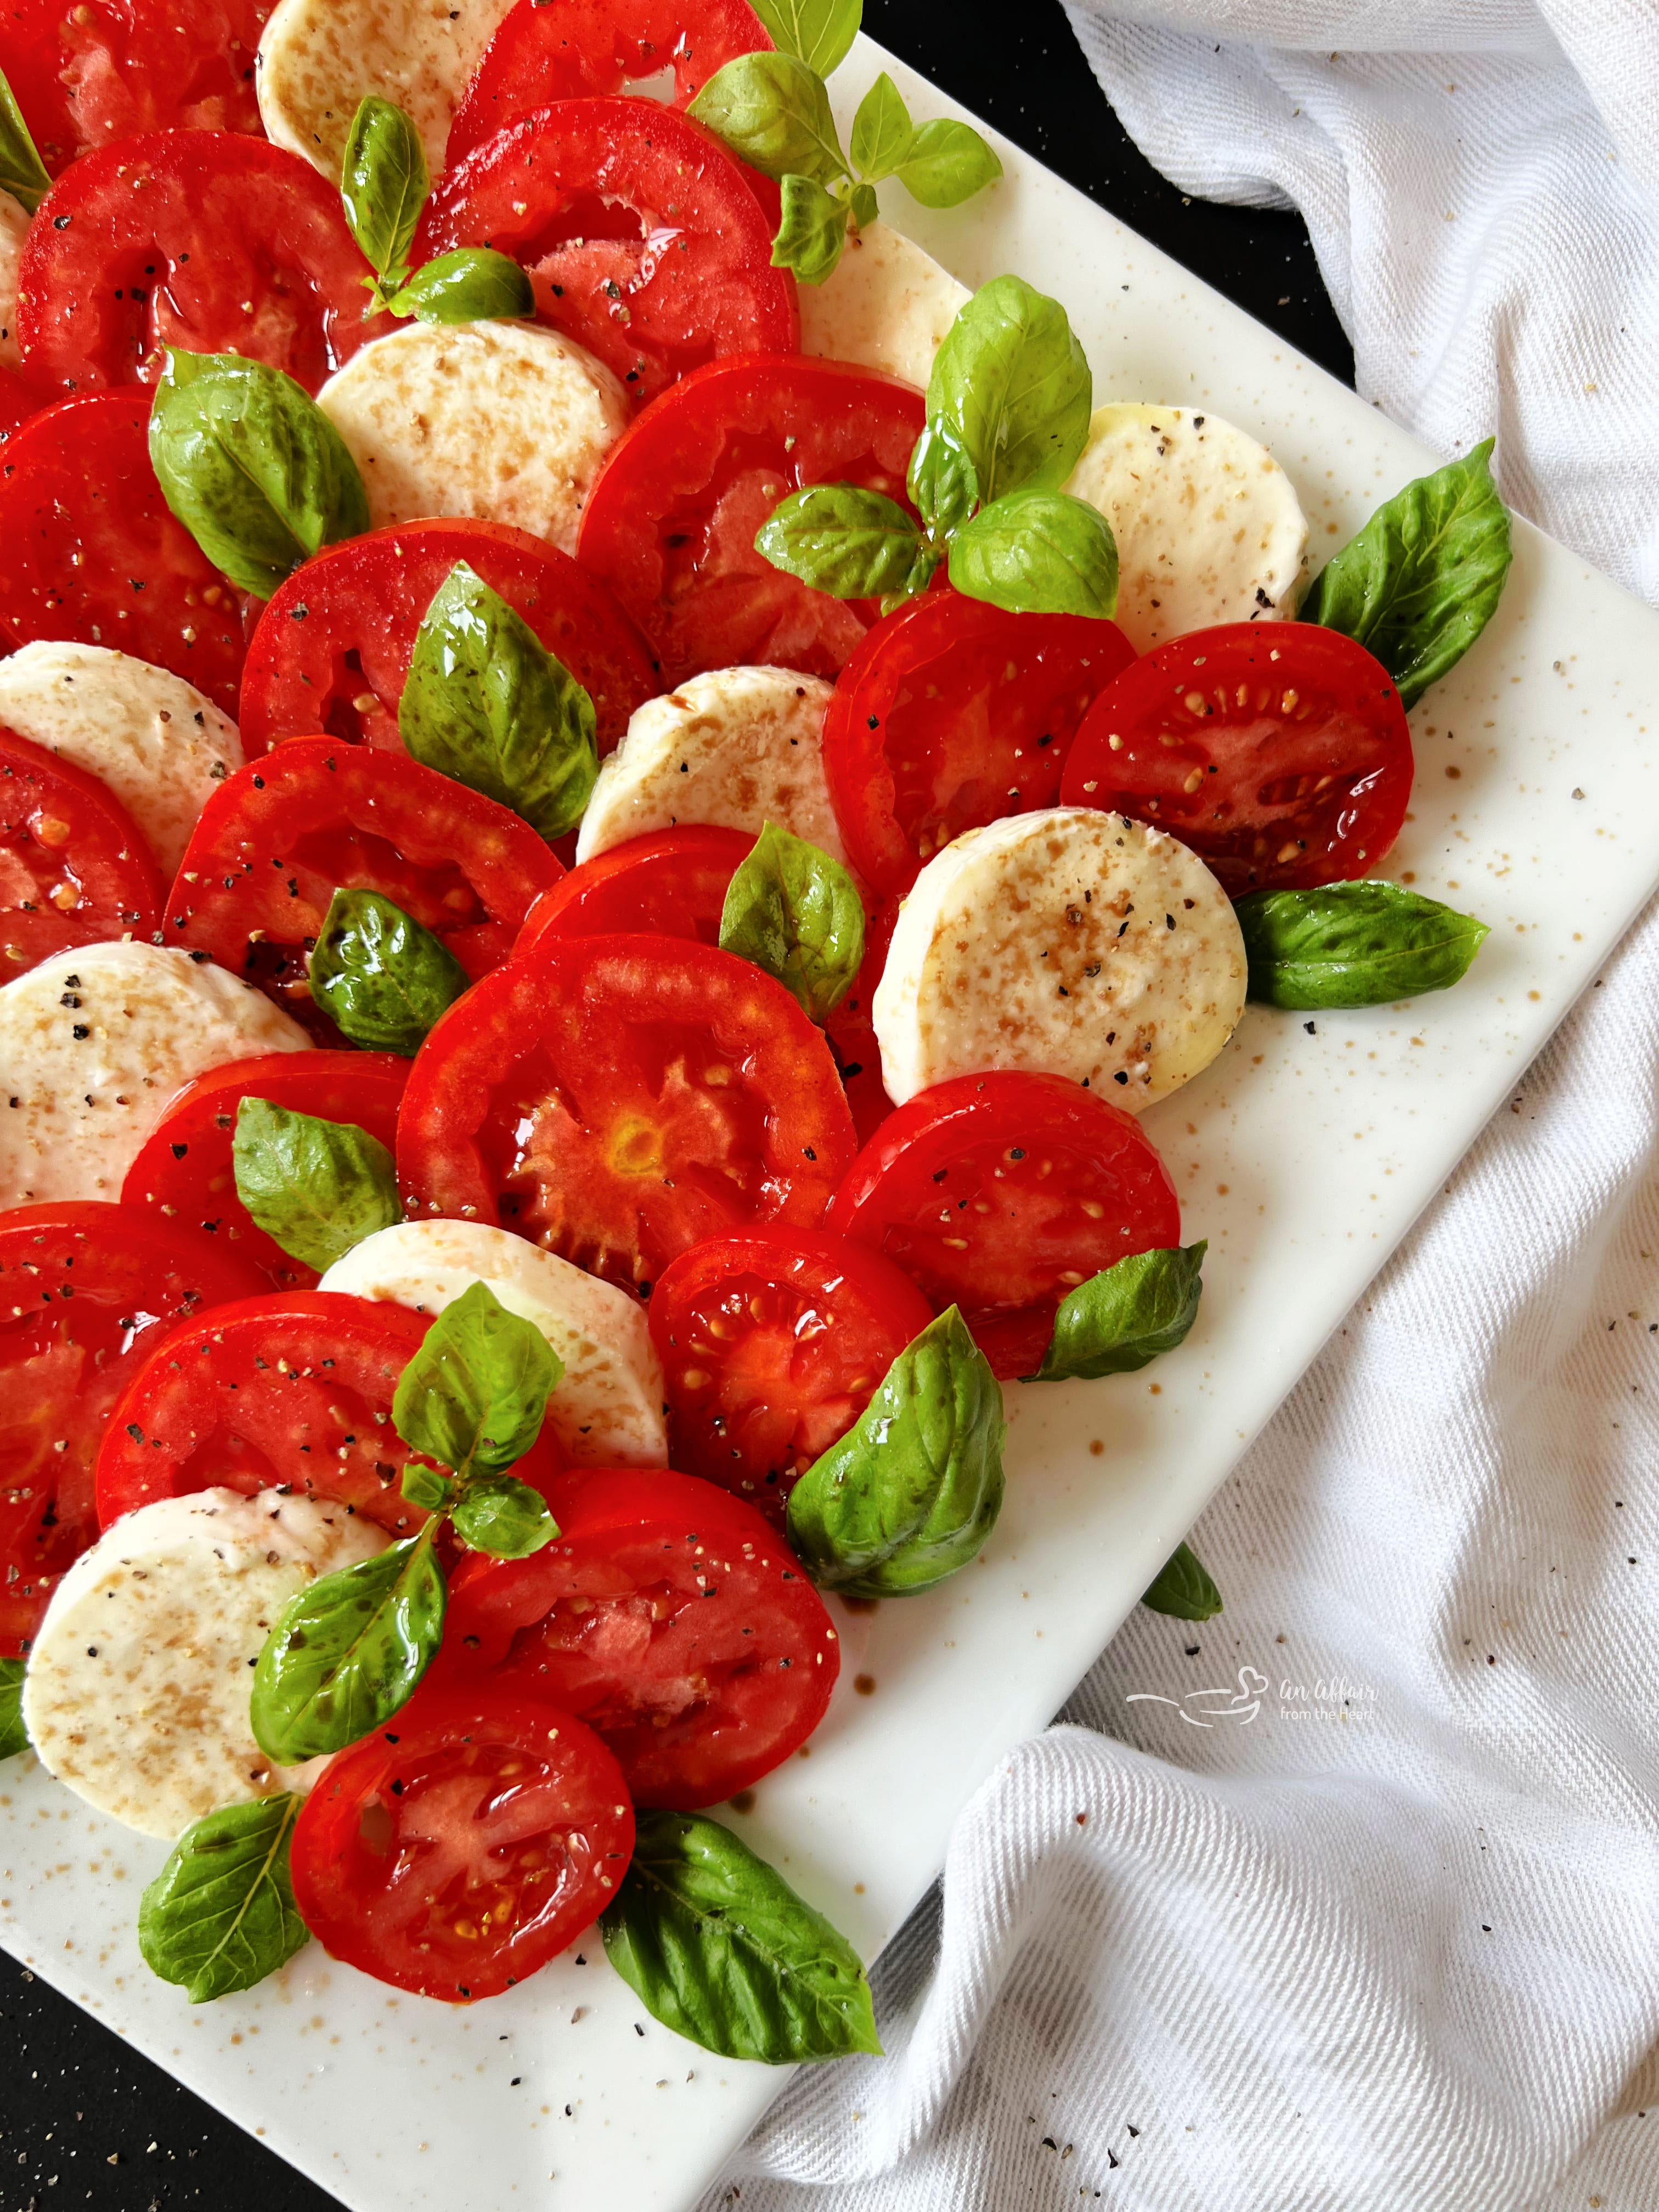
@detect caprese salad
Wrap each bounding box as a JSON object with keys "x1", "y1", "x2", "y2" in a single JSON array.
[{"x1": 0, "y1": 0, "x2": 1508, "y2": 2062}]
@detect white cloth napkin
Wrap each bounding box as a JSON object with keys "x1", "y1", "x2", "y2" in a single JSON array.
[{"x1": 701, "y1": 8, "x2": 1659, "y2": 2207}]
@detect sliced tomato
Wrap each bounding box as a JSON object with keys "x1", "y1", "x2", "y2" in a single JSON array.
[
  {"x1": 824, "y1": 590, "x2": 1136, "y2": 899},
  {"x1": 1059, "y1": 622, "x2": 1414, "y2": 893},
  {"x1": 578, "y1": 355, "x2": 926, "y2": 685},
  {"x1": 239, "y1": 518, "x2": 657, "y2": 761},
  {"x1": 120, "y1": 1050, "x2": 410, "y2": 1289},
  {"x1": 164, "y1": 740, "x2": 561, "y2": 1033},
  {"x1": 515, "y1": 825, "x2": 754, "y2": 960},
  {"x1": 398, "y1": 932, "x2": 856, "y2": 1297},
  {"x1": 822, "y1": 891, "x2": 897, "y2": 1149},
  {"x1": 0, "y1": 391, "x2": 245, "y2": 713},
  {"x1": 16, "y1": 131, "x2": 383, "y2": 396},
  {"x1": 0, "y1": 1202, "x2": 264, "y2": 1652},
  {"x1": 448, "y1": 0, "x2": 771, "y2": 165},
  {"x1": 290, "y1": 1681, "x2": 633, "y2": 2001},
  {"x1": 444, "y1": 1468, "x2": 838, "y2": 1805},
  {"x1": 0, "y1": 367, "x2": 47, "y2": 448},
  {"x1": 0, "y1": 725, "x2": 164, "y2": 970},
  {"x1": 827, "y1": 1071, "x2": 1182, "y2": 1381},
  {"x1": 649, "y1": 1228, "x2": 932, "y2": 1522}
]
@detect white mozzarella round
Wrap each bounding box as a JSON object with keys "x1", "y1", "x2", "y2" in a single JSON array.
[
  {"x1": 1064, "y1": 404, "x2": 1309, "y2": 654},
  {"x1": 317, "y1": 321, "x2": 629, "y2": 556},
  {"x1": 318, "y1": 1220, "x2": 667, "y2": 1468},
  {"x1": 22, "y1": 1488, "x2": 388, "y2": 1839},
  {"x1": 797, "y1": 221, "x2": 970, "y2": 392},
  {"x1": 873, "y1": 807, "x2": 1246, "y2": 1110},
  {"x1": 0, "y1": 940, "x2": 310, "y2": 1209},
  {"x1": 0, "y1": 191, "x2": 26, "y2": 371},
  {"x1": 0, "y1": 642, "x2": 244, "y2": 875}
]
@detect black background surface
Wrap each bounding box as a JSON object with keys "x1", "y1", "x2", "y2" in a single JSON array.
[{"x1": 0, "y1": 2, "x2": 1351, "y2": 2204}]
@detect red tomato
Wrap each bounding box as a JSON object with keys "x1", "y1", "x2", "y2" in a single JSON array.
[
  {"x1": 824, "y1": 590, "x2": 1136, "y2": 899},
  {"x1": 0, "y1": 1202, "x2": 264, "y2": 1652},
  {"x1": 0, "y1": 391, "x2": 245, "y2": 713},
  {"x1": 0, "y1": 725, "x2": 164, "y2": 969},
  {"x1": 16, "y1": 131, "x2": 383, "y2": 397},
  {"x1": 290, "y1": 1681, "x2": 634, "y2": 2001},
  {"x1": 164, "y1": 740, "x2": 561, "y2": 1031},
  {"x1": 448, "y1": 0, "x2": 771, "y2": 165},
  {"x1": 649, "y1": 1228, "x2": 932, "y2": 1522},
  {"x1": 120, "y1": 1050, "x2": 410, "y2": 1289},
  {"x1": 578, "y1": 355, "x2": 926, "y2": 684},
  {"x1": 417, "y1": 99, "x2": 795, "y2": 408},
  {"x1": 515, "y1": 826, "x2": 754, "y2": 960},
  {"x1": 827, "y1": 1071, "x2": 1182, "y2": 1381},
  {"x1": 398, "y1": 932, "x2": 856, "y2": 1297},
  {"x1": 445, "y1": 1469, "x2": 838, "y2": 1805},
  {"x1": 1059, "y1": 622, "x2": 1414, "y2": 894},
  {"x1": 822, "y1": 893, "x2": 897, "y2": 1149},
  {"x1": 239, "y1": 518, "x2": 657, "y2": 761},
  {"x1": 0, "y1": 367, "x2": 46, "y2": 447}
]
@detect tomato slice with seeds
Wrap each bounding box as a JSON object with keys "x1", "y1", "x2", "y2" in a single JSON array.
[
  {"x1": 0, "y1": 725, "x2": 164, "y2": 971},
  {"x1": 1059, "y1": 622, "x2": 1414, "y2": 893},
  {"x1": 514, "y1": 825, "x2": 754, "y2": 960},
  {"x1": 827, "y1": 1071, "x2": 1182, "y2": 1381},
  {"x1": 290, "y1": 1681, "x2": 634, "y2": 2002}
]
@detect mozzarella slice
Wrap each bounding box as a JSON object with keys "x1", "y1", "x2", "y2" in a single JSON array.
[
  {"x1": 0, "y1": 642, "x2": 244, "y2": 875},
  {"x1": 317, "y1": 321, "x2": 629, "y2": 556},
  {"x1": 1064, "y1": 404, "x2": 1309, "y2": 654},
  {"x1": 318, "y1": 1220, "x2": 667, "y2": 1468},
  {"x1": 0, "y1": 940, "x2": 310, "y2": 1208},
  {"x1": 256, "y1": 0, "x2": 516, "y2": 179},
  {"x1": 577, "y1": 668, "x2": 849, "y2": 870},
  {"x1": 798, "y1": 221, "x2": 969, "y2": 391},
  {"x1": 874, "y1": 807, "x2": 1246, "y2": 1110},
  {"x1": 0, "y1": 192, "x2": 25, "y2": 371},
  {"x1": 23, "y1": 1488, "x2": 387, "y2": 1839}
]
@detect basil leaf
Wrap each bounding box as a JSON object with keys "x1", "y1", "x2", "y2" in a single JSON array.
[
  {"x1": 601, "y1": 1810, "x2": 882, "y2": 2062},
  {"x1": 1235, "y1": 882, "x2": 1490, "y2": 1008},
  {"x1": 231, "y1": 1097, "x2": 400, "y2": 1274},
  {"x1": 928, "y1": 275, "x2": 1092, "y2": 504},
  {"x1": 149, "y1": 349, "x2": 371, "y2": 601},
  {"x1": 1141, "y1": 1541, "x2": 1223, "y2": 1622},
  {"x1": 849, "y1": 72, "x2": 912, "y2": 182},
  {"x1": 400, "y1": 1462, "x2": 456, "y2": 1514},
  {"x1": 949, "y1": 488, "x2": 1119, "y2": 618},
  {"x1": 310, "y1": 887, "x2": 470, "y2": 1056},
  {"x1": 1032, "y1": 1243, "x2": 1206, "y2": 1383},
  {"x1": 906, "y1": 419, "x2": 979, "y2": 541},
  {"x1": 450, "y1": 1475, "x2": 558, "y2": 1560},
  {"x1": 138, "y1": 1796, "x2": 309, "y2": 2004},
  {"x1": 847, "y1": 178, "x2": 878, "y2": 232},
  {"x1": 0, "y1": 1657, "x2": 27, "y2": 1760},
  {"x1": 688, "y1": 52, "x2": 847, "y2": 187},
  {"x1": 786, "y1": 1307, "x2": 1004, "y2": 1597},
  {"x1": 392, "y1": 1278, "x2": 561, "y2": 1486},
  {"x1": 719, "y1": 821, "x2": 865, "y2": 1022},
  {"x1": 386, "y1": 247, "x2": 533, "y2": 325},
  {"x1": 340, "y1": 96, "x2": 428, "y2": 300},
  {"x1": 0, "y1": 65, "x2": 52, "y2": 217},
  {"x1": 251, "y1": 1524, "x2": 445, "y2": 1763},
  {"x1": 755, "y1": 484, "x2": 924, "y2": 598},
  {"x1": 747, "y1": 0, "x2": 861, "y2": 76},
  {"x1": 894, "y1": 118, "x2": 1002, "y2": 208},
  {"x1": 399, "y1": 561, "x2": 597, "y2": 839},
  {"x1": 772, "y1": 171, "x2": 848, "y2": 286},
  {"x1": 1304, "y1": 441, "x2": 1513, "y2": 711}
]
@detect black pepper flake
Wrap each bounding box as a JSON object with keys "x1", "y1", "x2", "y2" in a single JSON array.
[
  {"x1": 1113, "y1": 1070, "x2": 1128, "y2": 1085},
  {"x1": 1304, "y1": 1020, "x2": 1316, "y2": 1034},
  {"x1": 72, "y1": 1023, "x2": 89, "y2": 1039},
  {"x1": 171, "y1": 1142, "x2": 188, "y2": 1159}
]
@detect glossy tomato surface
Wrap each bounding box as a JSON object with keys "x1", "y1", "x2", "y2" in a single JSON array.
[
  {"x1": 578, "y1": 355, "x2": 926, "y2": 684},
  {"x1": 822, "y1": 892, "x2": 899, "y2": 1148},
  {"x1": 1060, "y1": 622, "x2": 1414, "y2": 893},
  {"x1": 0, "y1": 725, "x2": 164, "y2": 968},
  {"x1": 514, "y1": 825, "x2": 754, "y2": 959},
  {"x1": 0, "y1": 367, "x2": 46, "y2": 448}
]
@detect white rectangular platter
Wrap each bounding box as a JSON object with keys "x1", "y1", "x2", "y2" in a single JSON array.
[{"x1": 5, "y1": 32, "x2": 1659, "y2": 2212}]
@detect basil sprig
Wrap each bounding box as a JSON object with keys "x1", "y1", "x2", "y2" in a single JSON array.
[
  {"x1": 602, "y1": 1810, "x2": 882, "y2": 2063},
  {"x1": 0, "y1": 1658, "x2": 27, "y2": 1761},
  {"x1": 1304, "y1": 441, "x2": 1513, "y2": 710},
  {"x1": 138, "y1": 1796, "x2": 310, "y2": 2004},
  {"x1": 310, "y1": 888, "x2": 470, "y2": 1055},
  {"x1": 339, "y1": 93, "x2": 533, "y2": 325},
  {"x1": 1030, "y1": 1243, "x2": 1206, "y2": 1384},
  {"x1": 0, "y1": 64, "x2": 51, "y2": 216},
  {"x1": 232, "y1": 1097, "x2": 400, "y2": 1274},
  {"x1": 1235, "y1": 882, "x2": 1490, "y2": 1008},
  {"x1": 399, "y1": 562, "x2": 597, "y2": 840},
  {"x1": 1141, "y1": 1541, "x2": 1223, "y2": 1622},
  {"x1": 719, "y1": 821, "x2": 865, "y2": 1021}
]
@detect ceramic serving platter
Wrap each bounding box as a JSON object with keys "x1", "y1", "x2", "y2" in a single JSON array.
[{"x1": 5, "y1": 32, "x2": 1659, "y2": 2212}]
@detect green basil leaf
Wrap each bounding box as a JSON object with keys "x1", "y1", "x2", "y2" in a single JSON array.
[
  {"x1": 755, "y1": 483, "x2": 923, "y2": 598},
  {"x1": 786, "y1": 1306, "x2": 1004, "y2": 1597},
  {"x1": 386, "y1": 247, "x2": 534, "y2": 325},
  {"x1": 1304, "y1": 440, "x2": 1513, "y2": 710},
  {"x1": 399, "y1": 1462, "x2": 456, "y2": 1514},
  {"x1": 688, "y1": 51, "x2": 847, "y2": 187},
  {"x1": 450, "y1": 1474, "x2": 558, "y2": 1559},
  {"x1": 309, "y1": 887, "x2": 470, "y2": 1056},
  {"x1": 399, "y1": 561, "x2": 597, "y2": 839},
  {"x1": 927, "y1": 275, "x2": 1092, "y2": 504},
  {"x1": 0, "y1": 1657, "x2": 28, "y2": 1760},
  {"x1": 138, "y1": 1795, "x2": 309, "y2": 2004},
  {"x1": 251, "y1": 1524, "x2": 445, "y2": 1763},
  {"x1": 894, "y1": 117, "x2": 1002, "y2": 208},
  {"x1": 771, "y1": 171, "x2": 849, "y2": 285},
  {"x1": 849, "y1": 72, "x2": 912, "y2": 182},
  {"x1": 1032, "y1": 1243, "x2": 1206, "y2": 1383},
  {"x1": 149, "y1": 349, "x2": 371, "y2": 601},
  {"x1": 719, "y1": 820, "x2": 865, "y2": 1022},
  {"x1": 906, "y1": 419, "x2": 979, "y2": 541},
  {"x1": 230, "y1": 1097, "x2": 400, "y2": 1274},
  {"x1": 1234, "y1": 882, "x2": 1490, "y2": 1008},
  {"x1": 949, "y1": 488, "x2": 1119, "y2": 618},
  {"x1": 847, "y1": 179, "x2": 879, "y2": 232},
  {"x1": 747, "y1": 0, "x2": 861, "y2": 76},
  {"x1": 392, "y1": 1278, "x2": 562, "y2": 1485},
  {"x1": 340, "y1": 96, "x2": 428, "y2": 297},
  {"x1": 601, "y1": 1810, "x2": 881, "y2": 2062},
  {"x1": 1141, "y1": 1540, "x2": 1223, "y2": 1621},
  {"x1": 0, "y1": 65, "x2": 52, "y2": 217}
]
